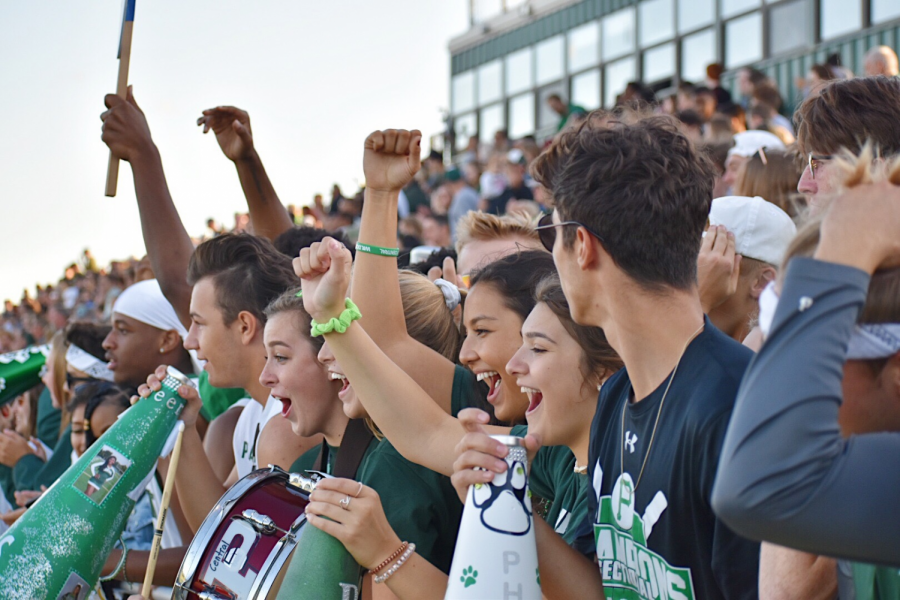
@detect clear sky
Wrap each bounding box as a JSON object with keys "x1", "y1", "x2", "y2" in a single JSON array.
[{"x1": 0, "y1": 0, "x2": 469, "y2": 303}]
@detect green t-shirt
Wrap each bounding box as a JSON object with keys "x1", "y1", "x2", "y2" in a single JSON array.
[
  {"x1": 450, "y1": 365, "x2": 490, "y2": 418},
  {"x1": 510, "y1": 424, "x2": 590, "y2": 549},
  {"x1": 290, "y1": 437, "x2": 463, "y2": 574},
  {"x1": 197, "y1": 369, "x2": 247, "y2": 421},
  {"x1": 853, "y1": 562, "x2": 900, "y2": 600},
  {"x1": 14, "y1": 423, "x2": 73, "y2": 493},
  {"x1": 35, "y1": 387, "x2": 61, "y2": 448}
]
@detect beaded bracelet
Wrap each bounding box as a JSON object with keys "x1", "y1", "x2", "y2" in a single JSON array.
[
  {"x1": 370, "y1": 541, "x2": 409, "y2": 575},
  {"x1": 374, "y1": 542, "x2": 416, "y2": 584},
  {"x1": 310, "y1": 299, "x2": 362, "y2": 337},
  {"x1": 356, "y1": 242, "x2": 400, "y2": 257}
]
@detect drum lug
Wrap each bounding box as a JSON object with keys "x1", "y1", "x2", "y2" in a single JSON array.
[{"x1": 235, "y1": 508, "x2": 289, "y2": 536}]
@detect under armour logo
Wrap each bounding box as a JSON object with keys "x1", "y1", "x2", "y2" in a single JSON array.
[{"x1": 624, "y1": 432, "x2": 638, "y2": 453}]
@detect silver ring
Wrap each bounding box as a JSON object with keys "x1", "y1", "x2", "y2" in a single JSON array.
[{"x1": 339, "y1": 495, "x2": 351, "y2": 510}]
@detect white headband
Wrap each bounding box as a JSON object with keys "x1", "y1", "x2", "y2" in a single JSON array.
[
  {"x1": 434, "y1": 278, "x2": 462, "y2": 311},
  {"x1": 113, "y1": 279, "x2": 188, "y2": 338},
  {"x1": 65, "y1": 345, "x2": 115, "y2": 382},
  {"x1": 758, "y1": 281, "x2": 900, "y2": 360},
  {"x1": 847, "y1": 324, "x2": 900, "y2": 360}
]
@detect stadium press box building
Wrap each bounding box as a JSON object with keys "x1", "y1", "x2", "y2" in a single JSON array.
[{"x1": 446, "y1": 0, "x2": 900, "y2": 147}]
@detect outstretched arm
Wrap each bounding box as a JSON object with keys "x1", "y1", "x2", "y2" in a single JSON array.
[
  {"x1": 198, "y1": 106, "x2": 293, "y2": 241},
  {"x1": 296, "y1": 239, "x2": 506, "y2": 476},
  {"x1": 101, "y1": 87, "x2": 194, "y2": 328},
  {"x1": 353, "y1": 130, "x2": 457, "y2": 413}
]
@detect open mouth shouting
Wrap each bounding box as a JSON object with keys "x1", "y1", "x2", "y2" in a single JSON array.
[
  {"x1": 476, "y1": 370, "x2": 503, "y2": 404},
  {"x1": 273, "y1": 395, "x2": 292, "y2": 418},
  {"x1": 522, "y1": 386, "x2": 543, "y2": 415},
  {"x1": 329, "y1": 371, "x2": 352, "y2": 401}
]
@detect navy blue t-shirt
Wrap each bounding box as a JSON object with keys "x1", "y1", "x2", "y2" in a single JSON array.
[{"x1": 585, "y1": 318, "x2": 759, "y2": 599}]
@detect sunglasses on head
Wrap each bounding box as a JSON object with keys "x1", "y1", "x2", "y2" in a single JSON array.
[{"x1": 535, "y1": 213, "x2": 605, "y2": 252}]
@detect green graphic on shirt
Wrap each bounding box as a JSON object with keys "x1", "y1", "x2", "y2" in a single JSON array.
[{"x1": 594, "y1": 473, "x2": 695, "y2": 600}]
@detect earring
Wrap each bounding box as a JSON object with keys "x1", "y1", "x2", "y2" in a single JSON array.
[{"x1": 159, "y1": 348, "x2": 165, "y2": 354}]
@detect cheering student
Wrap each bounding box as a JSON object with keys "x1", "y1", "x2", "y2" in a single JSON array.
[
  {"x1": 294, "y1": 234, "x2": 622, "y2": 597},
  {"x1": 138, "y1": 268, "x2": 465, "y2": 598},
  {"x1": 454, "y1": 115, "x2": 761, "y2": 598},
  {"x1": 350, "y1": 130, "x2": 555, "y2": 427},
  {"x1": 100, "y1": 90, "x2": 319, "y2": 526},
  {"x1": 712, "y1": 161, "x2": 900, "y2": 568}
]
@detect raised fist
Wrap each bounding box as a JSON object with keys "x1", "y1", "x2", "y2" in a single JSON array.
[
  {"x1": 293, "y1": 238, "x2": 353, "y2": 323},
  {"x1": 363, "y1": 129, "x2": 422, "y2": 194}
]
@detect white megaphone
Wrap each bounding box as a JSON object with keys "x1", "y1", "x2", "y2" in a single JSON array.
[{"x1": 444, "y1": 435, "x2": 542, "y2": 600}]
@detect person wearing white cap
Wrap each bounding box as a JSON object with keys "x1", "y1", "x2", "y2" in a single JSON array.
[
  {"x1": 721, "y1": 130, "x2": 786, "y2": 194},
  {"x1": 101, "y1": 279, "x2": 196, "y2": 389},
  {"x1": 702, "y1": 196, "x2": 796, "y2": 343}
]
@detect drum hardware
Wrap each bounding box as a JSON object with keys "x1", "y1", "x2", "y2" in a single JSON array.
[
  {"x1": 286, "y1": 469, "x2": 330, "y2": 493},
  {"x1": 235, "y1": 509, "x2": 288, "y2": 537},
  {"x1": 172, "y1": 582, "x2": 233, "y2": 600}
]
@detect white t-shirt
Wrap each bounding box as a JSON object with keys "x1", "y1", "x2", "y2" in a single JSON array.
[{"x1": 232, "y1": 396, "x2": 282, "y2": 478}]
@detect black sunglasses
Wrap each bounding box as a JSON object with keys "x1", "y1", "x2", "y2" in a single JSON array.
[{"x1": 535, "y1": 213, "x2": 604, "y2": 251}]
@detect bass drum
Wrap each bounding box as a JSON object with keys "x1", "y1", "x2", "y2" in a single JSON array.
[{"x1": 172, "y1": 466, "x2": 321, "y2": 600}]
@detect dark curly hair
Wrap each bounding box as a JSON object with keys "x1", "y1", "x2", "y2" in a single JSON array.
[{"x1": 531, "y1": 113, "x2": 716, "y2": 291}]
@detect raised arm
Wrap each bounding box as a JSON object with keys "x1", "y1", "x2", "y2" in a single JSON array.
[
  {"x1": 296, "y1": 239, "x2": 506, "y2": 475},
  {"x1": 353, "y1": 130, "x2": 457, "y2": 412},
  {"x1": 198, "y1": 106, "x2": 293, "y2": 241},
  {"x1": 101, "y1": 87, "x2": 194, "y2": 328}
]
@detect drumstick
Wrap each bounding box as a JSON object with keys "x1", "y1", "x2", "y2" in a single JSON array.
[
  {"x1": 105, "y1": 0, "x2": 136, "y2": 197},
  {"x1": 140, "y1": 421, "x2": 185, "y2": 597}
]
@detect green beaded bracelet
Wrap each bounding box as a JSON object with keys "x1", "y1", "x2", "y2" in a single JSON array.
[
  {"x1": 310, "y1": 298, "x2": 362, "y2": 337},
  {"x1": 356, "y1": 242, "x2": 400, "y2": 257}
]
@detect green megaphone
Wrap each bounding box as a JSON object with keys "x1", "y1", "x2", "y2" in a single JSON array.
[
  {"x1": 0, "y1": 345, "x2": 49, "y2": 408},
  {"x1": 0, "y1": 366, "x2": 190, "y2": 600}
]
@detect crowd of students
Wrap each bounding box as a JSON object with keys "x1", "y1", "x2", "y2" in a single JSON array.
[{"x1": 2, "y1": 46, "x2": 900, "y2": 599}]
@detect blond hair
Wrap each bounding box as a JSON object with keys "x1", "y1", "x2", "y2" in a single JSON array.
[
  {"x1": 398, "y1": 271, "x2": 463, "y2": 361},
  {"x1": 454, "y1": 211, "x2": 540, "y2": 254},
  {"x1": 46, "y1": 331, "x2": 71, "y2": 433},
  {"x1": 734, "y1": 149, "x2": 806, "y2": 218}
]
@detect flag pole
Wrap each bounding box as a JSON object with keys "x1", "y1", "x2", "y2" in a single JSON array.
[
  {"x1": 105, "y1": 1, "x2": 135, "y2": 197},
  {"x1": 140, "y1": 421, "x2": 184, "y2": 596}
]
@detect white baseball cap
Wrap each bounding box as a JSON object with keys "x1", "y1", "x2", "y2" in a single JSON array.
[
  {"x1": 727, "y1": 130, "x2": 786, "y2": 158},
  {"x1": 708, "y1": 196, "x2": 797, "y2": 266}
]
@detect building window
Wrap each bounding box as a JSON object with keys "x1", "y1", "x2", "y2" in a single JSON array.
[
  {"x1": 602, "y1": 8, "x2": 636, "y2": 61},
  {"x1": 873, "y1": 0, "x2": 900, "y2": 23},
  {"x1": 571, "y1": 69, "x2": 601, "y2": 110},
  {"x1": 721, "y1": 0, "x2": 760, "y2": 19},
  {"x1": 820, "y1": 0, "x2": 862, "y2": 40},
  {"x1": 506, "y1": 47, "x2": 534, "y2": 95},
  {"x1": 679, "y1": 0, "x2": 714, "y2": 33},
  {"x1": 725, "y1": 12, "x2": 763, "y2": 68},
  {"x1": 509, "y1": 92, "x2": 535, "y2": 139},
  {"x1": 643, "y1": 42, "x2": 675, "y2": 83},
  {"x1": 452, "y1": 71, "x2": 476, "y2": 115},
  {"x1": 454, "y1": 113, "x2": 477, "y2": 151},
  {"x1": 478, "y1": 60, "x2": 503, "y2": 106},
  {"x1": 770, "y1": 0, "x2": 812, "y2": 56},
  {"x1": 479, "y1": 103, "x2": 506, "y2": 144},
  {"x1": 640, "y1": 0, "x2": 675, "y2": 48},
  {"x1": 568, "y1": 22, "x2": 600, "y2": 73},
  {"x1": 681, "y1": 28, "x2": 716, "y2": 83},
  {"x1": 604, "y1": 56, "x2": 636, "y2": 107},
  {"x1": 536, "y1": 36, "x2": 565, "y2": 86}
]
